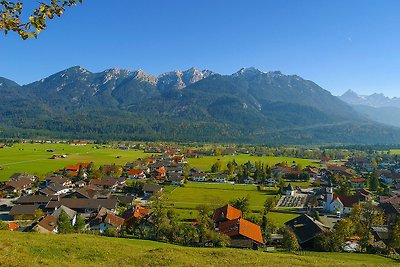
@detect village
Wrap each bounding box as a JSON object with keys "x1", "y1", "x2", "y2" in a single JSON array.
[{"x1": 0, "y1": 143, "x2": 399, "y2": 255}]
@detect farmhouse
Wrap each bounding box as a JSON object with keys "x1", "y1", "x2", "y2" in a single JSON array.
[
  {"x1": 122, "y1": 205, "x2": 149, "y2": 226},
  {"x1": 9, "y1": 205, "x2": 38, "y2": 220},
  {"x1": 215, "y1": 174, "x2": 228, "y2": 183},
  {"x1": 192, "y1": 172, "x2": 206, "y2": 182},
  {"x1": 45, "y1": 198, "x2": 118, "y2": 214},
  {"x1": 45, "y1": 175, "x2": 72, "y2": 187},
  {"x1": 213, "y1": 204, "x2": 263, "y2": 249},
  {"x1": 89, "y1": 207, "x2": 125, "y2": 233},
  {"x1": 89, "y1": 178, "x2": 119, "y2": 190},
  {"x1": 169, "y1": 175, "x2": 185, "y2": 185},
  {"x1": 15, "y1": 195, "x2": 55, "y2": 206},
  {"x1": 285, "y1": 214, "x2": 330, "y2": 249},
  {"x1": 33, "y1": 215, "x2": 58, "y2": 234},
  {"x1": 142, "y1": 184, "x2": 163, "y2": 198},
  {"x1": 1, "y1": 176, "x2": 35, "y2": 194},
  {"x1": 217, "y1": 217, "x2": 264, "y2": 249},
  {"x1": 128, "y1": 169, "x2": 145, "y2": 179},
  {"x1": 63, "y1": 187, "x2": 111, "y2": 199},
  {"x1": 39, "y1": 183, "x2": 70, "y2": 196},
  {"x1": 213, "y1": 204, "x2": 242, "y2": 224},
  {"x1": 52, "y1": 205, "x2": 77, "y2": 226},
  {"x1": 154, "y1": 167, "x2": 167, "y2": 180}
]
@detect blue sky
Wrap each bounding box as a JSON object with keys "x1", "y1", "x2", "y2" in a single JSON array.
[{"x1": 1, "y1": 0, "x2": 400, "y2": 97}]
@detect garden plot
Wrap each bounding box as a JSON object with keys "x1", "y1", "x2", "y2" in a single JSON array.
[{"x1": 277, "y1": 194, "x2": 308, "y2": 208}]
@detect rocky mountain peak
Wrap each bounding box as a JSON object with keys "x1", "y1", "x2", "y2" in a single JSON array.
[
  {"x1": 233, "y1": 67, "x2": 263, "y2": 78},
  {"x1": 132, "y1": 69, "x2": 158, "y2": 85}
]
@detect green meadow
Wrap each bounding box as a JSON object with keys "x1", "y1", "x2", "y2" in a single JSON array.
[
  {"x1": 187, "y1": 154, "x2": 317, "y2": 171},
  {"x1": 390, "y1": 149, "x2": 400, "y2": 155},
  {"x1": 0, "y1": 232, "x2": 397, "y2": 267},
  {"x1": 0, "y1": 143, "x2": 149, "y2": 181},
  {"x1": 163, "y1": 182, "x2": 298, "y2": 226},
  {"x1": 164, "y1": 182, "x2": 277, "y2": 210},
  {"x1": 0, "y1": 143, "x2": 319, "y2": 182}
]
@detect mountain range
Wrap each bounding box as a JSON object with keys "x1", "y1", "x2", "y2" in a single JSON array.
[
  {"x1": 0, "y1": 67, "x2": 399, "y2": 144},
  {"x1": 339, "y1": 90, "x2": 400, "y2": 128}
]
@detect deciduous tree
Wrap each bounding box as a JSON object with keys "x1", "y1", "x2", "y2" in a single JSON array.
[{"x1": 1, "y1": 0, "x2": 83, "y2": 39}]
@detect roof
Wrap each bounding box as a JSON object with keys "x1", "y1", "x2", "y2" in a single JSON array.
[
  {"x1": 9, "y1": 205, "x2": 37, "y2": 216},
  {"x1": 142, "y1": 184, "x2": 163, "y2": 193},
  {"x1": 371, "y1": 226, "x2": 390, "y2": 241},
  {"x1": 128, "y1": 169, "x2": 143, "y2": 176},
  {"x1": 36, "y1": 215, "x2": 57, "y2": 232},
  {"x1": 90, "y1": 207, "x2": 125, "y2": 227},
  {"x1": 46, "y1": 199, "x2": 117, "y2": 211},
  {"x1": 218, "y1": 218, "x2": 264, "y2": 244},
  {"x1": 379, "y1": 202, "x2": 400, "y2": 216},
  {"x1": 350, "y1": 178, "x2": 366, "y2": 183},
  {"x1": 155, "y1": 167, "x2": 167, "y2": 174},
  {"x1": 103, "y1": 213, "x2": 125, "y2": 227},
  {"x1": 5, "y1": 178, "x2": 33, "y2": 190},
  {"x1": 169, "y1": 176, "x2": 184, "y2": 181},
  {"x1": 40, "y1": 183, "x2": 68, "y2": 195},
  {"x1": 339, "y1": 195, "x2": 362, "y2": 208},
  {"x1": 45, "y1": 175, "x2": 69, "y2": 184},
  {"x1": 66, "y1": 162, "x2": 90, "y2": 171},
  {"x1": 324, "y1": 191, "x2": 363, "y2": 208},
  {"x1": 67, "y1": 187, "x2": 111, "y2": 199},
  {"x1": 122, "y1": 205, "x2": 149, "y2": 221},
  {"x1": 16, "y1": 195, "x2": 54, "y2": 204},
  {"x1": 359, "y1": 189, "x2": 372, "y2": 196},
  {"x1": 379, "y1": 195, "x2": 400, "y2": 205},
  {"x1": 212, "y1": 205, "x2": 242, "y2": 222},
  {"x1": 52, "y1": 205, "x2": 77, "y2": 220},
  {"x1": 285, "y1": 214, "x2": 330, "y2": 244},
  {"x1": 89, "y1": 178, "x2": 118, "y2": 187}
]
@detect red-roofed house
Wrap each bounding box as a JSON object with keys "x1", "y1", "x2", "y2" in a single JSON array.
[
  {"x1": 128, "y1": 169, "x2": 145, "y2": 179},
  {"x1": 213, "y1": 204, "x2": 242, "y2": 224},
  {"x1": 154, "y1": 167, "x2": 166, "y2": 179},
  {"x1": 217, "y1": 218, "x2": 264, "y2": 249},
  {"x1": 122, "y1": 205, "x2": 149, "y2": 226}
]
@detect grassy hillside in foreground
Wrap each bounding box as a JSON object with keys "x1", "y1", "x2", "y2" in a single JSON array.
[{"x1": 0, "y1": 232, "x2": 397, "y2": 267}]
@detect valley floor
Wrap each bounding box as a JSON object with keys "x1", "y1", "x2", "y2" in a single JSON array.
[{"x1": 0, "y1": 232, "x2": 397, "y2": 267}]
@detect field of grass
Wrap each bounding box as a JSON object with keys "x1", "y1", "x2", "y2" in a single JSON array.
[
  {"x1": 267, "y1": 211, "x2": 299, "y2": 226},
  {"x1": 0, "y1": 143, "x2": 149, "y2": 181},
  {"x1": 0, "y1": 143, "x2": 319, "y2": 182},
  {"x1": 390, "y1": 149, "x2": 400, "y2": 155},
  {"x1": 165, "y1": 182, "x2": 277, "y2": 211},
  {"x1": 0, "y1": 232, "x2": 397, "y2": 267},
  {"x1": 162, "y1": 182, "x2": 301, "y2": 225},
  {"x1": 187, "y1": 154, "x2": 317, "y2": 171}
]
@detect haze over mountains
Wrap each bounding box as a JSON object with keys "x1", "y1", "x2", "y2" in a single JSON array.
[
  {"x1": 339, "y1": 90, "x2": 400, "y2": 128},
  {"x1": 0, "y1": 67, "x2": 399, "y2": 144}
]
